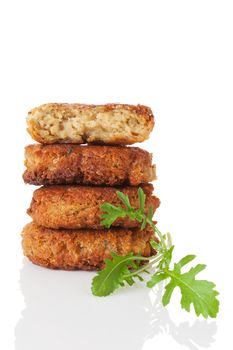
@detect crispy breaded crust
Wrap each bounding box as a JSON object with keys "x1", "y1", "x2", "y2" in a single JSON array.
[
  {"x1": 22, "y1": 222, "x2": 155, "y2": 270},
  {"x1": 27, "y1": 103, "x2": 154, "y2": 145},
  {"x1": 27, "y1": 184, "x2": 160, "y2": 229},
  {"x1": 23, "y1": 144, "x2": 156, "y2": 186}
]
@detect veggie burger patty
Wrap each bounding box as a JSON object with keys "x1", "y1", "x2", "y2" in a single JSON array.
[
  {"x1": 26, "y1": 103, "x2": 154, "y2": 145},
  {"x1": 23, "y1": 144, "x2": 156, "y2": 186},
  {"x1": 22, "y1": 222, "x2": 155, "y2": 270},
  {"x1": 27, "y1": 184, "x2": 160, "y2": 229}
]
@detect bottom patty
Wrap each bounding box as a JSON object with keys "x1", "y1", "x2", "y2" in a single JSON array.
[{"x1": 22, "y1": 222, "x2": 155, "y2": 271}]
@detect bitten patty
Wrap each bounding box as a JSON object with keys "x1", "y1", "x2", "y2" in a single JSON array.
[
  {"x1": 23, "y1": 144, "x2": 156, "y2": 186},
  {"x1": 22, "y1": 222, "x2": 155, "y2": 270},
  {"x1": 27, "y1": 103, "x2": 154, "y2": 145},
  {"x1": 27, "y1": 184, "x2": 160, "y2": 229}
]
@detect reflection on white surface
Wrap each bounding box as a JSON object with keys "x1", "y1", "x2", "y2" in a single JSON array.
[{"x1": 15, "y1": 259, "x2": 217, "y2": 350}]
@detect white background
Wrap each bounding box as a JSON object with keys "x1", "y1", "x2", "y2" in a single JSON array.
[{"x1": 0, "y1": 1, "x2": 232, "y2": 349}]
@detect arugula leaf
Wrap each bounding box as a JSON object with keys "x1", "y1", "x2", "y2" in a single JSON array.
[
  {"x1": 147, "y1": 254, "x2": 219, "y2": 318},
  {"x1": 92, "y1": 253, "x2": 148, "y2": 296},
  {"x1": 100, "y1": 191, "x2": 144, "y2": 227},
  {"x1": 100, "y1": 203, "x2": 126, "y2": 228},
  {"x1": 147, "y1": 272, "x2": 168, "y2": 287},
  {"x1": 163, "y1": 263, "x2": 219, "y2": 318},
  {"x1": 158, "y1": 245, "x2": 174, "y2": 269},
  {"x1": 116, "y1": 191, "x2": 132, "y2": 210},
  {"x1": 147, "y1": 205, "x2": 154, "y2": 221},
  {"x1": 93, "y1": 187, "x2": 220, "y2": 318},
  {"x1": 150, "y1": 239, "x2": 162, "y2": 252},
  {"x1": 138, "y1": 187, "x2": 146, "y2": 213}
]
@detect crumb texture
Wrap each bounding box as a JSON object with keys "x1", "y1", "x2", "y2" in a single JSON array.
[{"x1": 27, "y1": 103, "x2": 154, "y2": 145}]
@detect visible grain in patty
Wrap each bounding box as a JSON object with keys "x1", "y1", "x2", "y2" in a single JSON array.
[
  {"x1": 22, "y1": 222, "x2": 155, "y2": 270},
  {"x1": 23, "y1": 144, "x2": 156, "y2": 186},
  {"x1": 27, "y1": 184, "x2": 160, "y2": 229},
  {"x1": 27, "y1": 103, "x2": 154, "y2": 145}
]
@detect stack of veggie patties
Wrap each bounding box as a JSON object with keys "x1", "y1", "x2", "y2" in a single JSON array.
[{"x1": 22, "y1": 103, "x2": 160, "y2": 270}]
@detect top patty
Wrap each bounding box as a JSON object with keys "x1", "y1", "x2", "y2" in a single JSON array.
[
  {"x1": 23, "y1": 144, "x2": 156, "y2": 186},
  {"x1": 27, "y1": 103, "x2": 154, "y2": 145}
]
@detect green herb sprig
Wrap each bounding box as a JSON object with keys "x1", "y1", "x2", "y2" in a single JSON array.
[{"x1": 91, "y1": 188, "x2": 219, "y2": 319}]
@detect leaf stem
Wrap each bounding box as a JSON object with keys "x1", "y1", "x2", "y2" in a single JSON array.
[
  {"x1": 123, "y1": 254, "x2": 163, "y2": 278},
  {"x1": 146, "y1": 218, "x2": 167, "y2": 250}
]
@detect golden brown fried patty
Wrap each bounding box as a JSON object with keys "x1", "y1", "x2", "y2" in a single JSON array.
[
  {"x1": 23, "y1": 144, "x2": 156, "y2": 186},
  {"x1": 22, "y1": 222, "x2": 155, "y2": 270},
  {"x1": 27, "y1": 103, "x2": 154, "y2": 145},
  {"x1": 27, "y1": 184, "x2": 160, "y2": 229}
]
